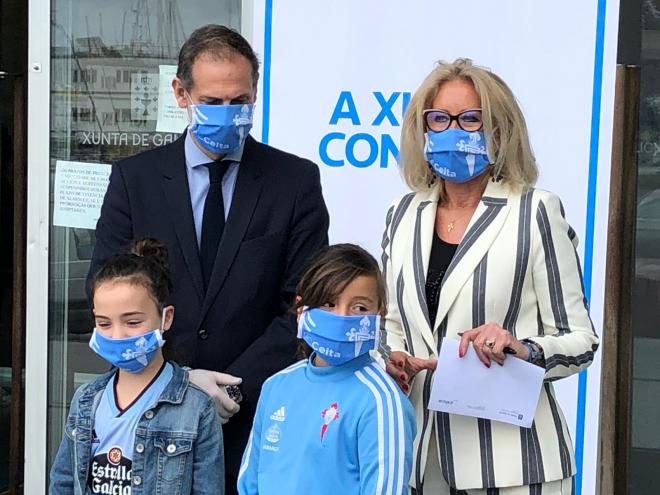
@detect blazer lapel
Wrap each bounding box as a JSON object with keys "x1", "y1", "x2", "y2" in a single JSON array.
[
  {"x1": 200, "y1": 136, "x2": 263, "y2": 319},
  {"x1": 434, "y1": 180, "x2": 511, "y2": 332},
  {"x1": 402, "y1": 186, "x2": 440, "y2": 355},
  {"x1": 160, "y1": 134, "x2": 204, "y2": 302}
]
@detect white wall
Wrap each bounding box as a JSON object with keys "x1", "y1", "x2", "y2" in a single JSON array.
[{"x1": 250, "y1": 2, "x2": 619, "y2": 493}]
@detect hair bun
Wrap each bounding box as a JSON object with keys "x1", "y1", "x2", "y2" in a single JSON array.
[{"x1": 130, "y1": 238, "x2": 169, "y2": 270}]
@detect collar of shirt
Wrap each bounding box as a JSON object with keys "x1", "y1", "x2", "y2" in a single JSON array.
[
  {"x1": 184, "y1": 132, "x2": 245, "y2": 169},
  {"x1": 304, "y1": 352, "x2": 375, "y2": 383}
]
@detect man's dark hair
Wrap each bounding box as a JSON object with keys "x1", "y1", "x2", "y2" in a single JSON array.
[{"x1": 177, "y1": 24, "x2": 260, "y2": 90}]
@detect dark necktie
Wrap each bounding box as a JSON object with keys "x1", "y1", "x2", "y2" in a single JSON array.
[{"x1": 200, "y1": 161, "x2": 231, "y2": 290}]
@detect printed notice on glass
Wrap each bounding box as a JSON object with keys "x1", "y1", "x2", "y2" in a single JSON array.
[
  {"x1": 156, "y1": 64, "x2": 189, "y2": 133},
  {"x1": 131, "y1": 72, "x2": 159, "y2": 121},
  {"x1": 428, "y1": 339, "x2": 545, "y2": 428},
  {"x1": 53, "y1": 160, "x2": 111, "y2": 230}
]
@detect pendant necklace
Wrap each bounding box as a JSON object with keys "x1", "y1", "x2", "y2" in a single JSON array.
[
  {"x1": 447, "y1": 215, "x2": 468, "y2": 233},
  {"x1": 444, "y1": 207, "x2": 477, "y2": 233}
]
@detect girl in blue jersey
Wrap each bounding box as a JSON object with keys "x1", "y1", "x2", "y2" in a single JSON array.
[
  {"x1": 50, "y1": 238, "x2": 223, "y2": 495},
  {"x1": 238, "y1": 244, "x2": 416, "y2": 495}
]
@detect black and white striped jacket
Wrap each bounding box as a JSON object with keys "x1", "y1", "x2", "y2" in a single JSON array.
[{"x1": 380, "y1": 179, "x2": 598, "y2": 491}]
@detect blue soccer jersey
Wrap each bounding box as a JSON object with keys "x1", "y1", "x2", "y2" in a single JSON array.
[
  {"x1": 87, "y1": 362, "x2": 173, "y2": 494},
  {"x1": 238, "y1": 353, "x2": 416, "y2": 495}
]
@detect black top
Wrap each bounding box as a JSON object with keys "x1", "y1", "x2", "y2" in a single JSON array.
[{"x1": 426, "y1": 233, "x2": 459, "y2": 330}]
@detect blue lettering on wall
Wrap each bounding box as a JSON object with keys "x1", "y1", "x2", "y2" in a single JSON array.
[
  {"x1": 318, "y1": 133, "x2": 400, "y2": 169},
  {"x1": 329, "y1": 91, "x2": 361, "y2": 125},
  {"x1": 319, "y1": 132, "x2": 345, "y2": 167},
  {"x1": 372, "y1": 92, "x2": 401, "y2": 126},
  {"x1": 380, "y1": 134, "x2": 399, "y2": 168},
  {"x1": 346, "y1": 133, "x2": 378, "y2": 168},
  {"x1": 321, "y1": 90, "x2": 410, "y2": 168}
]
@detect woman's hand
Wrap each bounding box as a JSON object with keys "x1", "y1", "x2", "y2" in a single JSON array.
[
  {"x1": 458, "y1": 323, "x2": 530, "y2": 367},
  {"x1": 386, "y1": 351, "x2": 437, "y2": 393}
]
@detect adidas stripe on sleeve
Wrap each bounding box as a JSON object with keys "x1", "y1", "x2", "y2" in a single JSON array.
[{"x1": 355, "y1": 363, "x2": 415, "y2": 495}]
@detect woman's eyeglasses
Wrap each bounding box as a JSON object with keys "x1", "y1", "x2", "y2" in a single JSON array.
[{"x1": 423, "y1": 109, "x2": 483, "y2": 132}]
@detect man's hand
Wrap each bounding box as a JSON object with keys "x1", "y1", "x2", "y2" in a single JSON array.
[{"x1": 188, "y1": 369, "x2": 242, "y2": 424}]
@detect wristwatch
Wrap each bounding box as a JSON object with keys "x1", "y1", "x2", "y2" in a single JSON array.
[
  {"x1": 521, "y1": 339, "x2": 545, "y2": 367},
  {"x1": 225, "y1": 385, "x2": 243, "y2": 404}
]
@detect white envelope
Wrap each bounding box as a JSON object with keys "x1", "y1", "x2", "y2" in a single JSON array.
[{"x1": 427, "y1": 339, "x2": 545, "y2": 428}]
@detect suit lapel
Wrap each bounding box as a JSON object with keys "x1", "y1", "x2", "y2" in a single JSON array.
[
  {"x1": 403, "y1": 186, "x2": 440, "y2": 355},
  {"x1": 434, "y1": 180, "x2": 511, "y2": 332},
  {"x1": 200, "y1": 136, "x2": 263, "y2": 318},
  {"x1": 160, "y1": 134, "x2": 204, "y2": 302}
]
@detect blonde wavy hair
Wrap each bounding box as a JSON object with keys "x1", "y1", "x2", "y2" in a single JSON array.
[{"x1": 400, "y1": 58, "x2": 538, "y2": 194}]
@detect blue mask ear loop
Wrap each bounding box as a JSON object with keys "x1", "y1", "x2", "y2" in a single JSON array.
[
  {"x1": 296, "y1": 306, "x2": 310, "y2": 338},
  {"x1": 157, "y1": 307, "x2": 167, "y2": 347},
  {"x1": 184, "y1": 92, "x2": 200, "y2": 127},
  {"x1": 372, "y1": 315, "x2": 382, "y2": 352},
  {"x1": 184, "y1": 91, "x2": 196, "y2": 108}
]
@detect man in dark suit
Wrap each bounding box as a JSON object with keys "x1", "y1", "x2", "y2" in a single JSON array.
[{"x1": 87, "y1": 25, "x2": 329, "y2": 494}]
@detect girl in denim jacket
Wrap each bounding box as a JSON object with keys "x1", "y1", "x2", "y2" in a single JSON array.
[{"x1": 50, "y1": 238, "x2": 224, "y2": 495}]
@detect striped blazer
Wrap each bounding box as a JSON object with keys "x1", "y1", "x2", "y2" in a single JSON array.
[{"x1": 380, "y1": 179, "x2": 598, "y2": 491}]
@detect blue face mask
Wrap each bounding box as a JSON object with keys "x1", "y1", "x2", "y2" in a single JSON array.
[
  {"x1": 424, "y1": 129, "x2": 491, "y2": 183},
  {"x1": 297, "y1": 308, "x2": 380, "y2": 366},
  {"x1": 89, "y1": 310, "x2": 167, "y2": 373},
  {"x1": 188, "y1": 99, "x2": 254, "y2": 155}
]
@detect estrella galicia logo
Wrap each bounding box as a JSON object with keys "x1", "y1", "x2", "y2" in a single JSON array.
[{"x1": 88, "y1": 446, "x2": 132, "y2": 494}]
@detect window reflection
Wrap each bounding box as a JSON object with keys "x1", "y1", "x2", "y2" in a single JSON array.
[
  {"x1": 631, "y1": 1, "x2": 660, "y2": 492},
  {"x1": 47, "y1": 0, "x2": 241, "y2": 469}
]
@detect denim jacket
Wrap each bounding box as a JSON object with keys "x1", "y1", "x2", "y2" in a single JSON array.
[{"x1": 49, "y1": 362, "x2": 224, "y2": 495}]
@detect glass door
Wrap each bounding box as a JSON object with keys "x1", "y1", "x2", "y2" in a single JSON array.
[
  {"x1": 630, "y1": 1, "x2": 660, "y2": 492},
  {"x1": 46, "y1": 0, "x2": 242, "y2": 473},
  {"x1": 1, "y1": 0, "x2": 28, "y2": 492}
]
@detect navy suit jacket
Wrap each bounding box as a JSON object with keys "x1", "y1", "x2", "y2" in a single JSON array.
[{"x1": 87, "y1": 133, "x2": 329, "y2": 476}]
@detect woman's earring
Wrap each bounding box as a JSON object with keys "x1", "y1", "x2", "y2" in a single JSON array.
[
  {"x1": 426, "y1": 165, "x2": 437, "y2": 188},
  {"x1": 488, "y1": 166, "x2": 503, "y2": 183}
]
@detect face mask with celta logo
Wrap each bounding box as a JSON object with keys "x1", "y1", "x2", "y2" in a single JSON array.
[
  {"x1": 187, "y1": 98, "x2": 254, "y2": 155},
  {"x1": 424, "y1": 129, "x2": 491, "y2": 183},
  {"x1": 297, "y1": 307, "x2": 380, "y2": 366},
  {"x1": 88, "y1": 309, "x2": 166, "y2": 373}
]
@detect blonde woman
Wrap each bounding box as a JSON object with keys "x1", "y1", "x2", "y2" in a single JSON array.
[{"x1": 381, "y1": 59, "x2": 598, "y2": 494}]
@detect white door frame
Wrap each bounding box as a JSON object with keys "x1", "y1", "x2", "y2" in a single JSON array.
[
  {"x1": 24, "y1": 0, "x2": 51, "y2": 490},
  {"x1": 23, "y1": 2, "x2": 255, "y2": 490}
]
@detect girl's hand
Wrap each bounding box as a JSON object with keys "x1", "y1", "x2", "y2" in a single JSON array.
[
  {"x1": 458, "y1": 323, "x2": 529, "y2": 367},
  {"x1": 386, "y1": 351, "x2": 437, "y2": 393}
]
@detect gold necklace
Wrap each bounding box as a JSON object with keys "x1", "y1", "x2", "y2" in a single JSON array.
[
  {"x1": 446, "y1": 211, "x2": 473, "y2": 233},
  {"x1": 442, "y1": 202, "x2": 480, "y2": 233}
]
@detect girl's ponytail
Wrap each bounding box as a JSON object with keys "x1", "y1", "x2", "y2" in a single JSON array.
[
  {"x1": 93, "y1": 237, "x2": 172, "y2": 310},
  {"x1": 130, "y1": 238, "x2": 169, "y2": 272}
]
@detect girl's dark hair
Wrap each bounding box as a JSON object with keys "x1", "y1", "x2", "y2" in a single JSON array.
[
  {"x1": 295, "y1": 244, "x2": 386, "y2": 358},
  {"x1": 92, "y1": 238, "x2": 172, "y2": 310}
]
